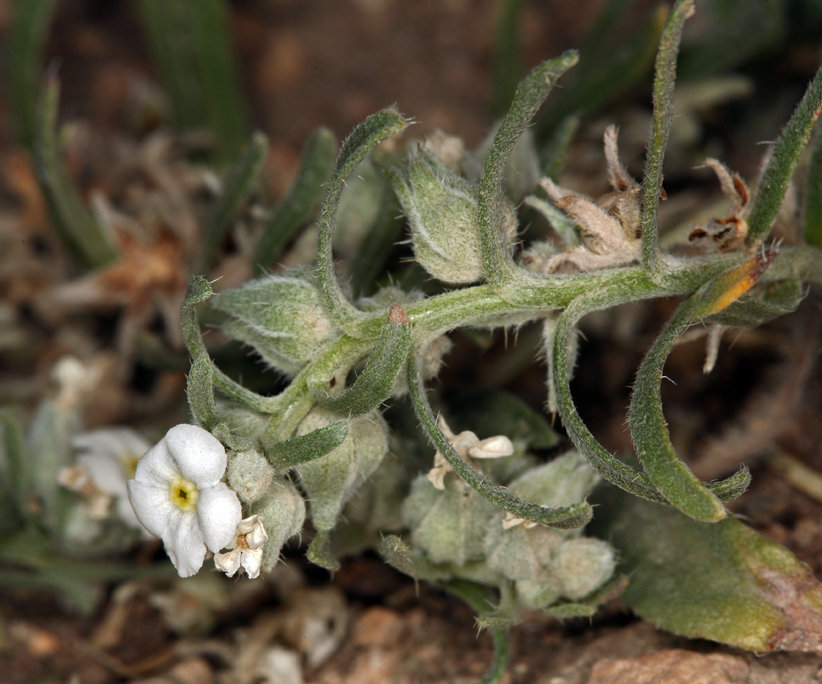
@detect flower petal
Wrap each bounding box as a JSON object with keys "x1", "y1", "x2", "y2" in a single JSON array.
[
  {"x1": 198, "y1": 482, "x2": 242, "y2": 552},
  {"x1": 133, "y1": 439, "x2": 178, "y2": 489},
  {"x1": 73, "y1": 428, "x2": 151, "y2": 461},
  {"x1": 127, "y1": 479, "x2": 176, "y2": 538},
  {"x1": 214, "y1": 549, "x2": 242, "y2": 577},
  {"x1": 79, "y1": 453, "x2": 128, "y2": 497},
  {"x1": 165, "y1": 424, "x2": 227, "y2": 488},
  {"x1": 164, "y1": 508, "x2": 206, "y2": 577}
]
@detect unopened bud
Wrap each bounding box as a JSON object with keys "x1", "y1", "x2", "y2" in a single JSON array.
[
  {"x1": 215, "y1": 269, "x2": 336, "y2": 376},
  {"x1": 393, "y1": 148, "x2": 484, "y2": 284}
]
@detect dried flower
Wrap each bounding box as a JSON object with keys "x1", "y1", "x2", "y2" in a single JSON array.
[
  {"x1": 214, "y1": 515, "x2": 268, "y2": 579},
  {"x1": 426, "y1": 416, "x2": 514, "y2": 490}
]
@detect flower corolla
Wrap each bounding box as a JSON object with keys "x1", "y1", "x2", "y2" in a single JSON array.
[
  {"x1": 214, "y1": 515, "x2": 268, "y2": 579},
  {"x1": 127, "y1": 424, "x2": 242, "y2": 577},
  {"x1": 63, "y1": 428, "x2": 152, "y2": 530},
  {"x1": 426, "y1": 416, "x2": 514, "y2": 490}
]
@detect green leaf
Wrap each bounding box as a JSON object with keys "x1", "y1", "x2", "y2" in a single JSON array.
[
  {"x1": 187, "y1": 352, "x2": 218, "y2": 430},
  {"x1": 254, "y1": 127, "x2": 338, "y2": 274},
  {"x1": 537, "y1": 3, "x2": 664, "y2": 137},
  {"x1": 590, "y1": 485, "x2": 822, "y2": 653},
  {"x1": 7, "y1": 0, "x2": 58, "y2": 149},
  {"x1": 804, "y1": 124, "x2": 822, "y2": 248},
  {"x1": 181, "y1": 276, "x2": 277, "y2": 414},
  {"x1": 747, "y1": 61, "x2": 822, "y2": 244},
  {"x1": 346, "y1": 158, "x2": 405, "y2": 298},
  {"x1": 317, "y1": 109, "x2": 410, "y2": 333},
  {"x1": 33, "y1": 78, "x2": 119, "y2": 270},
  {"x1": 479, "y1": 52, "x2": 578, "y2": 287},
  {"x1": 138, "y1": 0, "x2": 248, "y2": 164},
  {"x1": 490, "y1": 0, "x2": 522, "y2": 120},
  {"x1": 378, "y1": 534, "x2": 450, "y2": 581},
  {"x1": 200, "y1": 131, "x2": 268, "y2": 270},
  {"x1": 641, "y1": 0, "x2": 694, "y2": 277},
  {"x1": 551, "y1": 292, "x2": 668, "y2": 504},
  {"x1": 629, "y1": 296, "x2": 736, "y2": 522},
  {"x1": 312, "y1": 306, "x2": 412, "y2": 417},
  {"x1": 448, "y1": 388, "x2": 560, "y2": 449},
  {"x1": 262, "y1": 421, "x2": 350, "y2": 471},
  {"x1": 407, "y1": 354, "x2": 593, "y2": 529},
  {"x1": 306, "y1": 530, "x2": 341, "y2": 572}
]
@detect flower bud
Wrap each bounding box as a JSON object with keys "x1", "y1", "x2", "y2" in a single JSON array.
[
  {"x1": 507, "y1": 450, "x2": 599, "y2": 513},
  {"x1": 215, "y1": 269, "x2": 336, "y2": 376},
  {"x1": 483, "y1": 513, "x2": 563, "y2": 580},
  {"x1": 226, "y1": 447, "x2": 276, "y2": 504},
  {"x1": 553, "y1": 537, "x2": 616, "y2": 600},
  {"x1": 251, "y1": 476, "x2": 307, "y2": 573},
  {"x1": 296, "y1": 408, "x2": 389, "y2": 532},
  {"x1": 401, "y1": 473, "x2": 498, "y2": 566},
  {"x1": 392, "y1": 148, "x2": 484, "y2": 284},
  {"x1": 515, "y1": 578, "x2": 561, "y2": 611}
]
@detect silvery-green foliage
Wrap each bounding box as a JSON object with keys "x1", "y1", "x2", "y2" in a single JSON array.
[
  {"x1": 215, "y1": 268, "x2": 337, "y2": 376},
  {"x1": 296, "y1": 407, "x2": 389, "y2": 532},
  {"x1": 507, "y1": 450, "x2": 599, "y2": 511},
  {"x1": 392, "y1": 147, "x2": 487, "y2": 284},
  {"x1": 250, "y1": 476, "x2": 306, "y2": 573},
  {"x1": 226, "y1": 447, "x2": 275, "y2": 504},
  {"x1": 401, "y1": 473, "x2": 499, "y2": 566}
]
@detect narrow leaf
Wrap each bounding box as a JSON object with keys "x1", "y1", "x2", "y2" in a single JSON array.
[
  {"x1": 479, "y1": 52, "x2": 578, "y2": 286},
  {"x1": 187, "y1": 352, "x2": 218, "y2": 430},
  {"x1": 263, "y1": 421, "x2": 350, "y2": 471},
  {"x1": 34, "y1": 78, "x2": 119, "y2": 270},
  {"x1": 591, "y1": 485, "x2": 822, "y2": 654},
  {"x1": 641, "y1": 0, "x2": 694, "y2": 277},
  {"x1": 551, "y1": 292, "x2": 668, "y2": 504},
  {"x1": 407, "y1": 354, "x2": 593, "y2": 529},
  {"x1": 181, "y1": 276, "x2": 277, "y2": 413},
  {"x1": 629, "y1": 297, "x2": 734, "y2": 522},
  {"x1": 805, "y1": 116, "x2": 822, "y2": 247},
  {"x1": 317, "y1": 110, "x2": 409, "y2": 332},
  {"x1": 254, "y1": 127, "x2": 338, "y2": 273},
  {"x1": 201, "y1": 131, "x2": 268, "y2": 270},
  {"x1": 138, "y1": 0, "x2": 248, "y2": 163},
  {"x1": 313, "y1": 305, "x2": 412, "y2": 417},
  {"x1": 8, "y1": 0, "x2": 58, "y2": 148},
  {"x1": 307, "y1": 530, "x2": 341, "y2": 572},
  {"x1": 346, "y1": 160, "x2": 405, "y2": 297},
  {"x1": 747, "y1": 62, "x2": 822, "y2": 244},
  {"x1": 490, "y1": 0, "x2": 522, "y2": 120}
]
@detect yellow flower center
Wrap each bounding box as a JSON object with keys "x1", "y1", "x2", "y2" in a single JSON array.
[
  {"x1": 169, "y1": 475, "x2": 199, "y2": 511},
  {"x1": 124, "y1": 453, "x2": 141, "y2": 479}
]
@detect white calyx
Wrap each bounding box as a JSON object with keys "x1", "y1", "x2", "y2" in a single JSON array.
[
  {"x1": 127, "y1": 424, "x2": 242, "y2": 577},
  {"x1": 214, "y1": 515, "x2": 268, "y2": 579}
]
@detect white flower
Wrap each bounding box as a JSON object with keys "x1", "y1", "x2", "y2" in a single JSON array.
[
  {"x1": 214, "y1": 515, "x2": 268, "y2": 579},
  {"x1": 64, "y1": 428, "x2": 152, "y2": 530},
  {"x1": 426, "y1": 417, "x2": 514, "y2": 490},
  {"x1": 127, "y1": 424, "x2": 242, "y2": 577}
]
